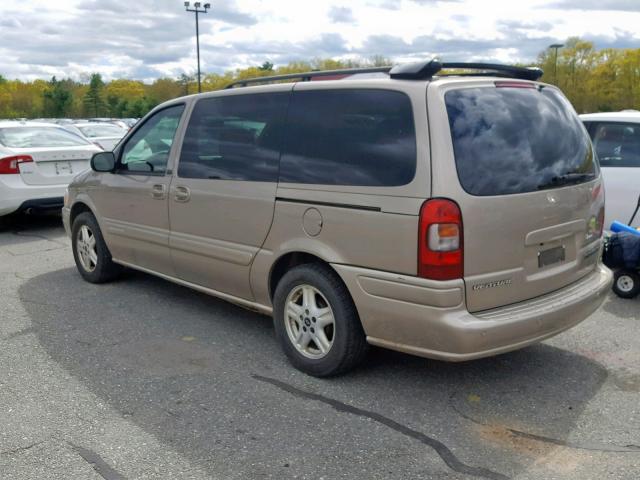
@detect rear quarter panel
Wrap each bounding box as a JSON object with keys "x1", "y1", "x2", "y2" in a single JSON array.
[{"x1": 250, "y1": 80, "x2": 431, "y2": 307}]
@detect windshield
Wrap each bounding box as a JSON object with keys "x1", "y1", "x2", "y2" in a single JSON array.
[
  {"x1": 445, "y1": 85, "x2": 597, "y2": 196},
  {"x1": 0, "y1": 126, "x2": 92, "y2": 148},
  {"x1": 77, "y1": 124, "x2": 126, "y2": 138}
]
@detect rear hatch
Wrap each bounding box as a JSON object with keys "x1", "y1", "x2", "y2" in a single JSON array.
[
  {"x1": 428, "y1": 79, "x2": 604, "y2": 312},
  {"x1": 0, "y1": 126, "x2": 97, "y2": 186}
]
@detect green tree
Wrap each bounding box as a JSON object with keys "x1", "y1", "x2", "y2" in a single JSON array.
[
  {"x1": 178, "y1": 73, "x2": 194, "y2": 96},
  {"x1": 106, "y1": 94, "x2": 120, "y2": 117},
  {"x1": 83, "y1": 73, "x2": 106, "y2": 117},
  {"x1": 258, "y1": 61, "x2": 274, "y2": 71},
  {"x1": 42, "y1": 76, "x2": 72, "y2": 117},
  {"x1": 146, "y1": 78, "x2": 182, "y2": 104},
  {"x1": 125, "y1": 97, "x2": 156, "y2": 117}
]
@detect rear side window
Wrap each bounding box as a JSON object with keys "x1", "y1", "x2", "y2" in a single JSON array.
[
  {"x1": 445, "y1": 86, "x2": 596, "y2": 196},
  {"x1": 279, "y1": 89, "x2": 416, "y2": 186},
  {"x1": 587, "y1": 122, "x2": 640, "y2": 168},
  {"x1": 178, "y1": 93, "x2": 289, "y2": 181}
]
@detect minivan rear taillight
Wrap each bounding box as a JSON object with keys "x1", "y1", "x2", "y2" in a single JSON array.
[
  {"x1": 418, "y1": 199, "x2": 463, "y2": 280},
  {"x1": 0, "y1": 155, "x2": 33, "y2": 174}
]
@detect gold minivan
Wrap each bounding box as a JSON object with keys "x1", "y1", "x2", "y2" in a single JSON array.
[{"x1": 63, "y1": 60, "x2": 613, "y2": 376}]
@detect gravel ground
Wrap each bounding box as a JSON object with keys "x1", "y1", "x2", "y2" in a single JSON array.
[{"x1": 0, "y1": 214, "x2": 638, "y2": 480}]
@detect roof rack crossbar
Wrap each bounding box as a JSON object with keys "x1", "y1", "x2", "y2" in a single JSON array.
[
  {"x1": 441, "y1": 62, "x2": 543, "y2": 81},
  {"x1": 224, "y1": 60, "x2": 544, "y2": 89},
  {"x1": 225, "y1": 66, "x2": 392, "y2": 89},
  {"x1": 389, "y1": 60, "x2": 543, "y2": 81}
]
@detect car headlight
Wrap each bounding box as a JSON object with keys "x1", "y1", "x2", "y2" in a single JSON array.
[{"x1": 63, "y1": 188, "x2": 69, "y2": 208}]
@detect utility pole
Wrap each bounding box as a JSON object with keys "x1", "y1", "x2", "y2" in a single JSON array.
[
  {"x1": 184, "y1": 2, "x2": 211, "y2": 93},
  {"x1": 549, "y1": 43, "x2": 564, "y2": 85}
]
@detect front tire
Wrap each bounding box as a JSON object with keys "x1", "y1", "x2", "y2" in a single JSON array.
[
  {"x1": 612, "y1": 269, "x2": 640, "y2": 299},
  {"x1": 71, "y1": 212, "x2": 122, "y2": 283},
  {"x1": 273, "y1": 263, "x2": 368, "y2": 377}
]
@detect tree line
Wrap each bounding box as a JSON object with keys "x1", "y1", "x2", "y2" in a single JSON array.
[{"x1": 0, "y1": 38, "x2": 638, "y2": 119}]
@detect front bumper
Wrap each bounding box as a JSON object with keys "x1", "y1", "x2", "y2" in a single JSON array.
[{"x1": 333, "y1": 263, "x2": 613, "y2": 361}]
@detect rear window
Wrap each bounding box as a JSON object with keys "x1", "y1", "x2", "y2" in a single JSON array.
[
  {"x1": 445, "y1": 86, "x2": 596, "y2": 196},
  {"x1": 279, "y1": 89, "x2": 416, "y2": 186},
  {"x1": 0, "y1": 126, "x2": 91, "y2": 148},
  {"x1": 587, "y1": 122, "x2": 640, "y2": 168},
  {"x1": 77, "y1": 124, "x2": 126, "y2": 138}
]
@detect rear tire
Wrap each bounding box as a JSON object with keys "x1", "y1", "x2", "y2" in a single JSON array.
[
  {"x1": 71, "y1": 212, "x2": 122, "y2": 283},
  {"x1": 612, "y1": 269, "x2": 640, "y2": 299},
  {"x1": 273, "y1": 263, "x2": 368, "y2": 377}
]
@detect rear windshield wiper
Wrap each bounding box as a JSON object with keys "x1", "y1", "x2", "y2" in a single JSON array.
[{"x1": 537, "y1": 172, "x2": 595, "y2": 190}]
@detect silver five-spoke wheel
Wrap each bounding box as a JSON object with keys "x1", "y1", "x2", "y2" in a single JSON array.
[
  {"x1": 284, "y1": 284, "x2": 335, "y2": 359},
  {"x1": 76, "y1": 225, "x2": 98, "y2": 272}
]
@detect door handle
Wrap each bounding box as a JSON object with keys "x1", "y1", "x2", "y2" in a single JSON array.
[
  {"x1": 151, "y1": 184, "x2": 167, "y2": 200},
  {"x1": 174, "y1": 185, "x2": 191, "y2": 203}
]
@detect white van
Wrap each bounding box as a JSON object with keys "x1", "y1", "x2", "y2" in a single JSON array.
[{"x1": 581, "y1": 111, "x2": 640, "y2": 228}]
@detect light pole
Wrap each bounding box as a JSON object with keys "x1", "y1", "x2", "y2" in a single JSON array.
[
  {"x1": 184, "y1": 2, "x2": 210, "y2": 93},
  {"x1": 549, "y1": 43, "x2": 564, "y2": 85}
]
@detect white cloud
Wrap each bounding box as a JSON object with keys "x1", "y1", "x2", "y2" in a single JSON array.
[{"x1": 0, "y1": 0, "x2": 638, "y2": 81}]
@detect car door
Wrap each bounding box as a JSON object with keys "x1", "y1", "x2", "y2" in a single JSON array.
[
  {"x1": 169, "y1": 88, "x2": 290, "y2": 300},
  {"x1": 93, "y1": 104, "x2": 186, "y2": 274},
  {"x1": 585, "y1": 121, "x2": 640, "y2": 227}
]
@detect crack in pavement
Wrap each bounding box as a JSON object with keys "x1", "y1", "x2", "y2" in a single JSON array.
[
  {"x1": 448, "y1": 392, "x2": 640, "y2": 454},
  {"x1": 252, "y1": 374, "x2": 509, "y2": 480},
  {"x1": 69, "y1": 443, "x2": 128, "y2": 480},
  {"x1": 2, "y1": 326, "x2": 35, "y2": 341},
  {"x1": 6, "y1": 246, "x2": 68, "y2": 257},
  {"x1": 10, "y1": 230, "x2": 68, "y2": 246},
  {"x1": 0, "y1": 441, "x2": 44, "y2": 456},
  {"x1": 508, "y1": 429, "x2": 640, "y2": 453}
]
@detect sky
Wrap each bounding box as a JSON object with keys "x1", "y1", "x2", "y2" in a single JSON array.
[{"x1": 1, "y1": 0, "x2": 639, "y2": 82}]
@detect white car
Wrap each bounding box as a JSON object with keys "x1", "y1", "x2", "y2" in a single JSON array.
[
  {"x1": 0, "y1": 122, "x2": 101, "y2": 217},
  {"x1": 72, "y1": 122, "x2": 128, "y2": 151},
  {"x1": 581, "y1": 111, "x2": 640, "y2": 228}
]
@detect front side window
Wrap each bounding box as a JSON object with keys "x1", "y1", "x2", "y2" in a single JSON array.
[
  {"x1": 446, "y1": 86, "x2": 596, "y2": 196},
  {"x1": 588, "y1": 122, "x2": 640, "y2": 168},
  {"x1": 178, "y1": 93, "x2": 289, "y2": 181},
  {"x1": 120, "y1": 105, "x2": 185, "y2": 174},
  {"x1": 279, "y1": 89, "x2": 417, "y2": 186},
  {"x1": 0, "y1": 127, "x2": 92, "y2": 148}
]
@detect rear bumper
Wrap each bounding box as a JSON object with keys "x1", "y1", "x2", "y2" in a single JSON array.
[
  {"x1": 18, "y1": 197, "x2": 64, "y2": 212},
  {"x1": 333, "y1": 263, "x2": 612, "y2": 361},
  {"x1": 0, "y1": 176, "x2": 67, "y2": 216}
]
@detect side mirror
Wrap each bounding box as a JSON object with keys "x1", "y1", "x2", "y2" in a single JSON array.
[{"x1": 90, "y1": 152, "x2": 116, "y2": 173}]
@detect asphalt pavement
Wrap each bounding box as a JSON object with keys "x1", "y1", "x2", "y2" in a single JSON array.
[{"x1": 1, "y1": 214, "x2": 638, "y2": 480}]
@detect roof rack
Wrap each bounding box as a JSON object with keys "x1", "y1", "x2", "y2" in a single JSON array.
[
  {"x1": 224, "y1": 66, "x2": 392, "y2": 89},
  {"x1": 389, "y1": 60, "x2": 543, "y2": 81},
  {"x1": 224, "y1": 59, "x2": 543, "y2": 89}
]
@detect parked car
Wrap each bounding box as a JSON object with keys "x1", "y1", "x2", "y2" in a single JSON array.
[
  {"x1": 0, "y1": 122, "x2": 101, "y2": 218},
  {"x1": 105, "y1": 120, "x2": 131, "y2": 131},
  {"x1": 63, "y1": 60, "x2": 612, "y2": 376},
  {"x1": 71, "y1": 122, "x2": 128, "y2": 150},
  {"x1": 121, "y1": 118, "x2": 139, "y2": 128},
  {"x1": 581, "y1": 111, "x2": 640, "y2": 228}
]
